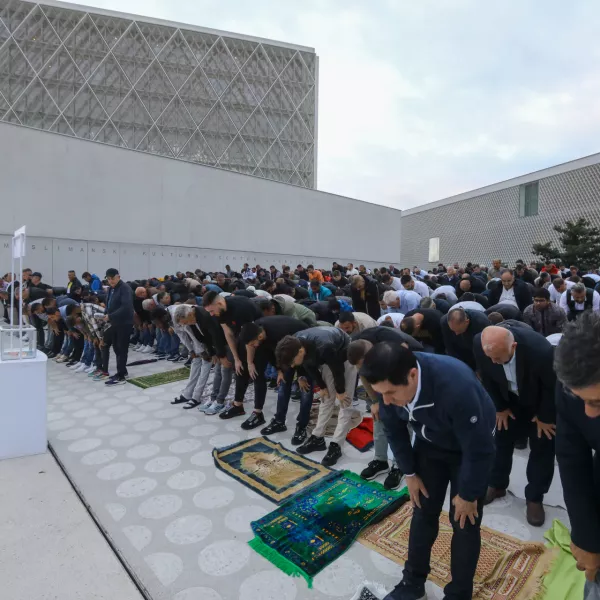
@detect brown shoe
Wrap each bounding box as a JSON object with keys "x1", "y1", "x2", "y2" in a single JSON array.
[
  {"x1": 484, "y1": 487, "x2": 506, "y2": 506},
  {"x1": 526, "y1": 501, "x2": 545, "y2": 527}
]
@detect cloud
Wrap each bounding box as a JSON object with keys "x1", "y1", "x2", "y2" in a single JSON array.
[{"x1": 89, "y1": 0, "x2": 600, "y2": 210}]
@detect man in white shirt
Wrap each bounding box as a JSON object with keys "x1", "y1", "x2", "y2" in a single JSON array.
[
  {"x1": 498, "y1": 272, "x2": 519, "y2": 308},
  {"x1": 346, "y1": 263, "x2": 359, "y2": 277},
  {"x1": 401, "y1": 274, "x2": 430, "y2": 298},
  {"x1": 412, "y1": 266, "x2": 429, "y2": 281},
  {"x1": 559, "y1": 282, "x2": 600, "y2": 321},
  {"x1": 381, "y1": 273, "x2": 403, "y2": 291},
  {"x1": 550, "y1": 277, "x2": 575, "y2": 303},
  {"x1": 431, "y1": 285, "x2": 458, "y2": 304},
  {"x1": 377, "y1": 313, "x2": 404, "y2": 328}
]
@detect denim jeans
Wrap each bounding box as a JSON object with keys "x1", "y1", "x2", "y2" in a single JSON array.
[
  {"x1": 82, "y1": 340, "x2": 94, "y2": 366},
  {"x1": 61, "y1": 336, "x2": 73, "y2": 356},
  {"x1": 156, "y1": 329, "x2": 168, "y2": 354},
  {"x1": 168, "y1": 332, "x2": 180, "y2": 357},
  {"x1": 142, "y1": 327, "x2": 155, "y2": 347},
  {"x1": 264, "y1": 364, "x2": 278, "y2": 380},
  {"x1": 275, "y1": 368, "x2": 313, "y2": 428},
  {"x1": 212, "y1": 362, "x2": 233, "y2": 402}
]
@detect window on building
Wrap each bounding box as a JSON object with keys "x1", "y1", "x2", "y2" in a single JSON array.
[
  {"x1": 428, "y1": 237, "x2": 440, "y2": 263},
  {"x1": 519, "y1": 181, "x2": 539, "y2": 217}
]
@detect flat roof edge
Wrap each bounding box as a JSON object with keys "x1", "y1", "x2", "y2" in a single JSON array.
[
  {"x1": 402, "y1": 150, "x2": 600, "y2": 216},
  {"x1": 36, "y1": 0, "x2": 315, "y2": 53}
]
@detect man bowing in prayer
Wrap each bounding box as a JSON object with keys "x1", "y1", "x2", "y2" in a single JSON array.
[
  {"x1": 361, "y1": 343, "x2": 496, "y2": 600},
  {"x1": 474, "y1": 325, "x2": 556, "y2": 527}
]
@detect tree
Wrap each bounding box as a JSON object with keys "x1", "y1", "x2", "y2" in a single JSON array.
[
  {"x1": 532, "y1": 241, "x2": 560, "y2": 263},
  {"x1": 533, "y1": 218, "x2": 600, "y2": 271}
]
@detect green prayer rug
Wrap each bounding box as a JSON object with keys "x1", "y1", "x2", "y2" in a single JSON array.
[
  {"x1": 248, "y1": 469, "x2": 409, "y2": 587},
  {"x1": 213, "y1": 437, "x2": 332, "y2": 504},
  {"x1": 127, "y1": 367, "x2": 190, "y2": 389},
  {"x1": 542, "y1": 519, "x2": 585, "y2": 600}
]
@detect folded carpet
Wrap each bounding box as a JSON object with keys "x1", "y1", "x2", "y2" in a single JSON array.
[{"x1": 249, "y1": 469, "x2": 409, "y2": 587}]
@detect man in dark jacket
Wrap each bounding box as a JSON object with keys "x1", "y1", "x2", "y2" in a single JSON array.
[
  {"x1": 456, "y1": 275, "x2": 486, "y2": 298},
  {"x1": 487, "y1": 270, "x2": 533, "y2": 313},
  {"x1": 474, "y1": 325, "x2": 556, "y2": 526},
  {"x1": 66, "y1": 270, "x2": 82, "y2": 296},
  {"x1": 441, "y1": 307, "x2": 490, "y2": 370},
  {"x1": 350, "y1": 274, "x2": 381, "y2": 320},
  {"x1": 523, "y1": 287, "x2": 566, "y2": 335},
  {"x1": 103, "y1": 268, "x2": 133, "y2": 386},
  {"x1": 361, "y1": 343, "x2": 496, "y2": 600},
  {"x1": 400, "y1": 308, "x2": 445, "y2": 354},
  {"x1": 554, "y1": 313, "x2": 600, "y2": 590},
  {"x1": 275, "y1": 327, "x2": 360, "y2": 466}
]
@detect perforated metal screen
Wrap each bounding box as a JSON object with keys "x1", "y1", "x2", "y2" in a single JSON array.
[{"x1": 0, "y1": 0, "x2": 317, "y2": 187}]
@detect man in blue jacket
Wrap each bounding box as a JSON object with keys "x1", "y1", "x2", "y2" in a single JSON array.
[
  {"x1": 103, "y1": 268, "x2": 134, "y2": 386},
  {"x1": 361, "y1": 343, "x2": 496, "y2": 600},
  {"x1": 82, "y1": 272, "x2": 102, "y2": 293},
  {"x1": 553, "y1": 313, "x2": 600, "y2": 593}
]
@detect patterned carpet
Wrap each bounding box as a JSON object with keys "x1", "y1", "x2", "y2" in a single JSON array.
[{"x1": 46, "y1": 355, "x2": 570, "y2": 600}]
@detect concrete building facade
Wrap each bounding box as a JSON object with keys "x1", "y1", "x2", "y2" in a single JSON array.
[
  {"x1": 0, "y1": 0, "x2": 318, "y2": 187},
  {"x1": 400, "y1": 153, "x2": 600, "y2": 269},
  {"x1": 0, "y1": 122, "x2": 401, "y2": 285}
]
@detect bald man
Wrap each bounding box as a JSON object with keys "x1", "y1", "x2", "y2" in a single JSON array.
[{"x1": 473, "y1": 325, "x2": 556, "y2": 527}]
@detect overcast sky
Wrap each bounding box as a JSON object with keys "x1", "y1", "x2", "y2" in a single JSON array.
[{"x1": 88, "y1": 0, "x2": 600, "y2": 210}]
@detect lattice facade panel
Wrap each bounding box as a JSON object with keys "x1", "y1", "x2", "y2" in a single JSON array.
[
  {"x1": 400, "y1": 163, "x2": 600, "y2": 268},
  {"x1": 0, "y1": 0, "x2": 317, "y2": 187}
]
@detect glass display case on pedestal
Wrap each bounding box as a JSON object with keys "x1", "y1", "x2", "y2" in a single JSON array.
[{"x1": 0, "y1": 325, "x2": 37, "y2": 361}]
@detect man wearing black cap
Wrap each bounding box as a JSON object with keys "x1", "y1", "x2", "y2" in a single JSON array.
[{"x1": 103, "y1": 268, "x2": 134, "y2": 386}]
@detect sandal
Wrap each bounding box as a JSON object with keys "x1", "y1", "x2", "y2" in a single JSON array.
[
  {"x1": 171, "y1": 395, "x2": 192, "y2": 405},
  {"x1": 182, "y1": 399, "x2": 202, "y2": 409}
]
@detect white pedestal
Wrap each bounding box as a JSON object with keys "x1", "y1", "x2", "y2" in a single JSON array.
[{"x1": 0, "y1": 352, "x2": 47, "y2": 460}]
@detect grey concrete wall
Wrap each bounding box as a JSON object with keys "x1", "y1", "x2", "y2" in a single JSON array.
[
  {"x1": 0, "y1": 123, "x2": 401, "y2": 270},
  {"x1": 400, "y1": 161, "x2": 600, "y2": 268}
]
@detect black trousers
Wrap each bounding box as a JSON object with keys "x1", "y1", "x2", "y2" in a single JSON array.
[
  {"x1": 101, "y1": 325, "x2": 131, "y2": 378},
  {"x1": 233, "y1": 344, "x2": 269, "y2": 410},
  {"x1": 403, "y1": 440, "x2": 485, "y2": 600},
  {"x1": 52, "y1": 327, "x2": 65, "y2": 354},
  {"x1": 489, "y1": 399, "x2": 555, "y2": 502},
  {"x1": 70, "y1": 333, "x2": 85, "y2": 362},
  {"x1": 31, "y1": 314, "x2": 45, "y2": 348}
]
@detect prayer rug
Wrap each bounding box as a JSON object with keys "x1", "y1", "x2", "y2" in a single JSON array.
[
  {"x1": 248, "y1": 469, "x2": 409, "y2": 587},
  {"x1": 360, "y1": 502, "x2": 557, "y2": 600},
  {"x1": 542, "y1": 520, "x2": 585, "y2": 600},
  {"x1": 127, "y1": 367, "x2": 190, "y2": 389},
  {"x1": 212, "y1": 437, "x2": 332, "y2": 504},
  {"x1": 346, "y1": 417, "x2": 374, "y2": 452}
]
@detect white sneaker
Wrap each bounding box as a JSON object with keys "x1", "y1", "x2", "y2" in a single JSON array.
[
  {"x1": 75, "y1": 363, "x2": 88, "y2": 373},
  {"x1": 68, "y1": 362, "x2": 82, "y2": 369},
  {"x1": 134, "y1": 343, "x2": 142, "y2": 351},
  {"x1": 142, "y1": 345, "x2": 154, "y2": 354},
  {"x1": 84, "y1": 365, "x2": 96, "y2": 373}
]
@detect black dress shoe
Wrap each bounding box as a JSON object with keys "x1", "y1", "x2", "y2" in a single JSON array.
[
  {"x1": 297, "y1": 434, "x2": 326, "y2": 455},
  {"x1": 268, "y1": 379, "x2": 277, "y2": 389},
  {"x1": 219, "y1": 403, "x2": 246, "y2": 420},
  {"x1": 241, "y1": 411, "x2": 266, "y2": 430},
  {"x1": 322, "y1": 442, "x2": 342, "y2": 466},
  {"x1": 291, "y1": 390, "x2": 301, "y2": 401},
  {"x1": 261, "y1": 419, "x2": 287, "y2": 435},
  {"x1": 291, "y1": 425, "x2": 307, "y2": 446},
  {"x1": 384, "y1": 467, "x2": 403, "y2": 490},
  {"x1": 514, "y1": 437, "x2": 528, "y2": 450}
]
